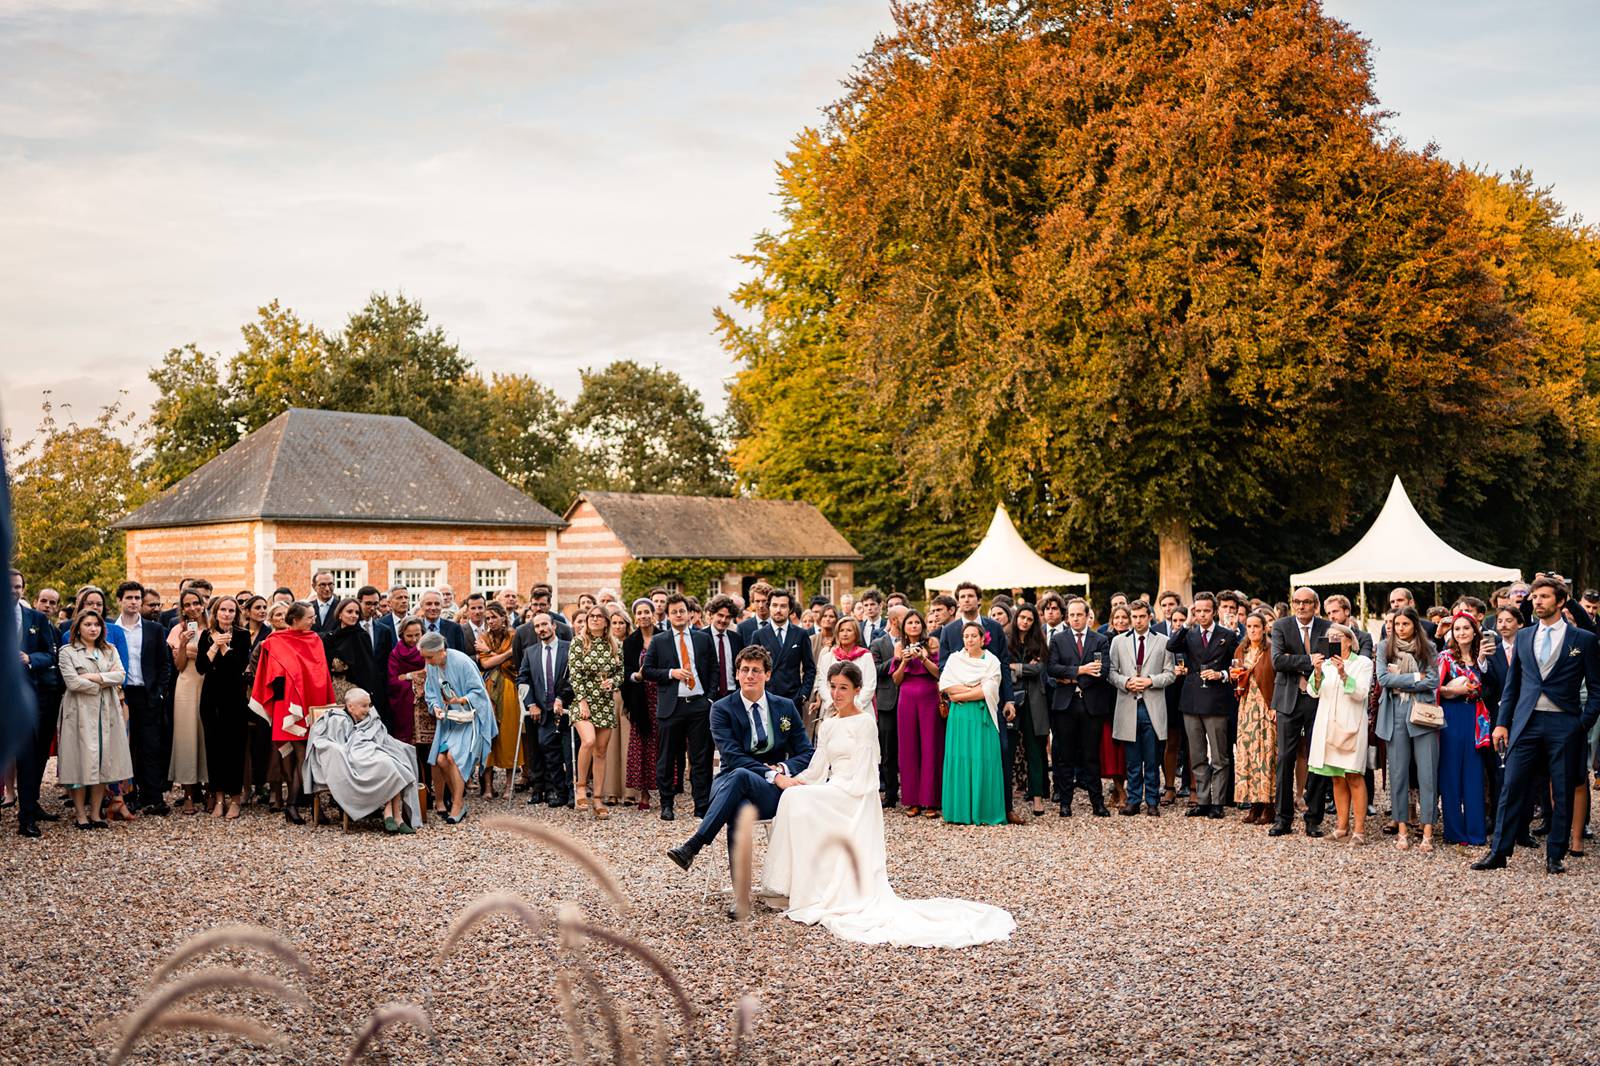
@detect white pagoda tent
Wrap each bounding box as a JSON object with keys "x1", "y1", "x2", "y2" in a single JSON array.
[
  {"x1": 1291, "y1": 476, "x2": 1521, "y2": 591},
  {"x1": 924, "y1": 505, "x2": 1090, "y2": 592}
]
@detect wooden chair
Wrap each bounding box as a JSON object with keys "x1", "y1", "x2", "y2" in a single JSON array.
[{"x1": 305, "y1": 705, "x2": 349, "y2": 832}]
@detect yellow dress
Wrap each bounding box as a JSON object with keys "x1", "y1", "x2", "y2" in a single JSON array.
[{"x1": 481, "y1": 631, "x2": 523, "y2": 771}]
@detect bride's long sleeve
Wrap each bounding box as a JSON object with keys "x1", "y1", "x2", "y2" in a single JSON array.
[{"x1": 795, "y1": 723, "x2": 833, "y2": 785}]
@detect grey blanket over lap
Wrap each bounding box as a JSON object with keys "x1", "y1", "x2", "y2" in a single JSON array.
[{"x1": 303, "y1": 707, "x2": 422, "y2": 826}]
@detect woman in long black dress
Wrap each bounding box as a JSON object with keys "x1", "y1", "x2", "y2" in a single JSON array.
[
  {"x1": 196, "y1": 596, "x2": 252, "y2": 819},
  {"x1": 324, "y1": 598, "x2": 384, "y2": 708}
]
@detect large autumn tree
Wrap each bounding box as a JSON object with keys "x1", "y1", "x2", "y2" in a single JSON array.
[{"x1": 729, "y1": 0, "x2": 1591, "y2": 596}]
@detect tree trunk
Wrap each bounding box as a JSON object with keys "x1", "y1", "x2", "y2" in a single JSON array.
[{"x1": 1157, "y1": 516, "x2": 1194, "y2": 604}]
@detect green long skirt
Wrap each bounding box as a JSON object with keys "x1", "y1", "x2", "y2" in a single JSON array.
[{"x1": 941, "y1": 700, "x2": 1005, "y2": 825}]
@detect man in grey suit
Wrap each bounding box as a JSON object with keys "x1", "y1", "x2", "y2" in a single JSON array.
[
  {"x1": 1268, "y1": 587, "x2": 1332, "y2": 837},
  {"x1": 1109, "y1": 600, "x2": 1177, "y2": 816},
  {"x1": 868, "y1": 604, "x2": 907, "y2": 808}
]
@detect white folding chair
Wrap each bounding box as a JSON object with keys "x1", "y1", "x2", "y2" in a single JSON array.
[{"x1": 700, "y1": 818, "x2": 774, "y2": 901}]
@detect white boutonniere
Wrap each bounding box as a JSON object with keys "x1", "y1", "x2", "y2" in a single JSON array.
[
  {"x1": 778, "y1": 717, "x2": 791, "y2": 733},
  {"x1": 1568, "y1": 647, "x2": 1580, "y2": 658}
]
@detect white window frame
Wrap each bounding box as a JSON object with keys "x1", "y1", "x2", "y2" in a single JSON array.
[
  {"x1": 784, "y1": 577, "x2": 800, "y2": 600},
  {"x1": 819, "y1": 576, "x2": 836, "y2": 604},
  {"x1": 706, "y1": 577, "x2": 723, "y2": 602},
  {"x1": 389, "y1": 559, "x2": 446, "y2": 597},
  {"x1": 311, "y1": 559, "x2": 367, "y2": 597},
  {"x1": 471, "y1": 559, "x2": 518, "y2": 596},
  {"x1": 663, "y1": 580, "x2": 680, "y2": 595}
]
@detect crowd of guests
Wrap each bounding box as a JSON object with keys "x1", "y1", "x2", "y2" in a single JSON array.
[{"x1": 9, "y1": 569, "x2": 1598, "y2": 872}]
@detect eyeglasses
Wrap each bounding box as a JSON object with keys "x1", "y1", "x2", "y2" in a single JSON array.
[{"x1": 1291, "y1": 598, "x2": 1316, "y2": 606}]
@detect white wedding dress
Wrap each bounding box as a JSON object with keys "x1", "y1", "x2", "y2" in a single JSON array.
[{"x1": 760, "y1": 712, "x2": 1015, "y2": 948}]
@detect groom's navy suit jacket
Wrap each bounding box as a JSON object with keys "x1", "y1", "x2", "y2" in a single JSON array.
[{"x1": 710, "y1": 690, "x2": 813, "y2": 779}]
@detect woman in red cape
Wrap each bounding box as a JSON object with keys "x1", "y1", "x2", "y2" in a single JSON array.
[{"x1": 249, "y1": 603, "x2": 333, "y2": 824}]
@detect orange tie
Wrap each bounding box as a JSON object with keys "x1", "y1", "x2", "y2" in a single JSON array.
[{"x1": 678, "y1": 629, "x2": 696, "y2": 691}]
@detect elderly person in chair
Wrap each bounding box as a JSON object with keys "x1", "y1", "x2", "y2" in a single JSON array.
[{"x1": 302, "y1": 688, "x2": 421, "y2": 834}]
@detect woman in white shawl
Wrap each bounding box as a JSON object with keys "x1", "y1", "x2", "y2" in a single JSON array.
[
  {"x1": 760, "y1": 661, "x2": 1015, "y2": 948},
  {"x1": 303, "y1": 688, "x2": 421, "y2": 834},
  {"x1": 937, "y1": 621, "x2": 1005, "y2": 825},
  {"x1": 1308, "y1": 622, "x2": 1374, "y2": 845}
]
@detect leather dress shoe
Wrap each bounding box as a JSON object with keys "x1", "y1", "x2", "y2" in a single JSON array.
[
  {"x1": 1531, "y1": 820, "x2": 1550, "y2": 837},
  {"x1": 1185, "y1": 804, "x2": 1209, "y2": 818},
  {"x1": 1303, "y1": 824, "x2": 1325, "y2": 839},
  {"x1": 17, "y1": 821, "x2": 41, "y2": 838},
  {"x1": 1267, "y1": 823, "x2": 1292, "y2": 837},
  {"x1": 1516, "y1": 833, "x2": 1538, "y2": 849},
  {"x1": 1006, "y1": 810, "x2": 1027, "y2": 825},
  {"x1": 1546, "y1": 857, "x2": 1566, "y2": 875},
  {"x1": 1091, "y1": 804, "x2": 1110, "y2": 817},
  {"x1": 1120, "y1": 805, "x2": 1141, "y2": 816},
  {"x1": 34, "y1": 809, "x2": 60, "y2": 822},
  {"x1": 666, "y1": 844, "x2": 695, "y2": 871},
  {"x1": 1206, "y1": 806, "x2": 1225, "y2": 820},
  {"x1": 660, "y1": 805, "x2": 676, "y2": 821},
  {"x1": 1058, "y1": 803, "x2": 1072, "y2": 817},
  {"x1": 1145, "y1": 805, "x2": 1160, "y2": 817},
  {"x1": 526, "y1": 794, "x2": 542, "y2": 805},
  {"x1": 1470, "y1": 854, "x2": 1508, "y2": 871}
]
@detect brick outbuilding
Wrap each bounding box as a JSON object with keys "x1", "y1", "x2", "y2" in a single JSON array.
[{"x1": 113, "y1": 408, "x2": 565, "y2": 600}]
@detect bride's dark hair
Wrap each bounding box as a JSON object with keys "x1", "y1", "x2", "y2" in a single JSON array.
[{"x1": 827, "y1": 661, "x2": 863, "y2": 689}]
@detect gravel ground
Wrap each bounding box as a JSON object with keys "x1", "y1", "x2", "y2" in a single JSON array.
[{"x1": 3, "y1": 780, "x2": 1597, "y2": 1065}]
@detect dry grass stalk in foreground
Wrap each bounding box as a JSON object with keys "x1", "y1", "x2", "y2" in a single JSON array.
[
  {"x1": 484, "y1": 815, "x2": 631, "y2": 911},
  {"x1": 107, "y1": 965, "x2": 309, "y2": 1065},
  {"x1": 731, "y1": 804, "x2": 758, "y2": 920},
  {"x1": 143, "y1": 923, "x2": 311, "y2": 991},
  {"x1": 343, "y1": 1002, "x2": 434, "y2": 1066}
]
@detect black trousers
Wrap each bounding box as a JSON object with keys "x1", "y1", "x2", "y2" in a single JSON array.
[
  {"x1": 998, "y1": 720, "x2": 1017, "y2": 812},
  {"x1": 201, "y1": 702, "x2": 247, "y2": 796},
  {"x1": 125, "y1": 685, "x2": 168, "y2": 808},
  {"x1": 656, "y1": 699, "x2": 713, "y2": 813},
  {"x1": 246, "y1": 714, "x2": 273, "y2": 793},
  {"x1": 877, "y1": 703, "x2": 899, "y2": 804},
  {"x1": 1491, "y1": 712, "x2": 1582, "y2": 861},
  {"x1": 532, "y1": 711, "x2": 573, "y2": 802},
  {"x1": 17, "y1": 685, "x2": 62, "y2": 822},
  {"x1": 1275, "y1": 691, "x2": 1328, "y2": 828},
  {"x1": 1049, "y1": 702, "x2": 1103, "y2": 804}
]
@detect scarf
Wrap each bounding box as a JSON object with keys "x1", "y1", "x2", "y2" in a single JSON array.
[
  {"x1": 938, "y1": 649, "x2": 1001, "y2": 730},
  {"x1": 387, "y1": 641, "x2": 425, "y2": 743},
  {"x1": 1436, "y1": 650, "x2": 1492, "y2": 749},
  {"x1": 249, "y1": 628, "x2": 334, "y2": 743}
]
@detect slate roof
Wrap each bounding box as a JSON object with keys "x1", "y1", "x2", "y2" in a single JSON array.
[
  {"x1": 115, "y1": 408, "x2": 565, "y2": 530},
  {"x1": 572, "y1": 491, "x2": 860, "y2": 561}
]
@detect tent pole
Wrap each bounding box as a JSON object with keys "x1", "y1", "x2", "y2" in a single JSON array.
[{"x1": 1359, "y1": 582, "x2": 1366, "y2": 626}]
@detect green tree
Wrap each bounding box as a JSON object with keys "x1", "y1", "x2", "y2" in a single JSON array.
[
  {"x1": 471, "y1": 371, "x2": 590, "y2": 513},
  {"x1": 227, "y1": 299, "x2": 334, "y2": 429},
  {"x1": 566, "y1": 360, "x2": 733, "y2": 496},
  {"x1": 10, "y1": 397, "x2": 149, "y2": 595},
  {"x1": 718, "y1": 131, "x2": 983, "y2": 591},
  {"x1": 144, "y1": 344, "x2": 239, "y2": 486},
  {"x1": 734, "y1": 0, "x2": 1564, "y2": 598}
]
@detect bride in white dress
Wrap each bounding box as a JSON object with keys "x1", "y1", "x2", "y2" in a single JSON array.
[{"x1": 760, "y1": 660, "x2": 1015, "y2": 948}]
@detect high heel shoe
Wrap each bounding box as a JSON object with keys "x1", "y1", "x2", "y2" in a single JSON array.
[
  {"x1": 590, "y1": 798, "x2": 610, "y2": 820},
  {"x1": 284, "y1": 806, "x2": 305, "y2": 826}
]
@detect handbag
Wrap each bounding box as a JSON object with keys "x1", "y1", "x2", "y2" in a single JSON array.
[{"x1": 1408, "y1": 698, "x2": 1444, "y2": 730}]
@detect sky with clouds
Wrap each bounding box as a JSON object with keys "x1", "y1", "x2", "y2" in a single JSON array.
[{"x1": 2, "y1": 0, "x2": 1596, "y2": 442}]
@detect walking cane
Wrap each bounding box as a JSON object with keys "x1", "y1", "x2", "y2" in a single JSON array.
[{"x1": 513, "y1": 684, "x2": 528, "y2": 796}]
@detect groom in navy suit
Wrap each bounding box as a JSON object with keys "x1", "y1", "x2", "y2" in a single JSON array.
[
  {"x1": 667, "y1": 644, "x2": 814, "y2": 882},
  {"x1": 1474, "y1": 576, "x2": 1600, "y2": 874}
]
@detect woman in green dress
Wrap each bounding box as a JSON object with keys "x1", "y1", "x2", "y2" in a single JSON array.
[
  {"x1": 938, "y1": 621, "x2": 1005, "y2": 826},
  {"x1": 568, "y1": 605, "x2": 623, "y2": 819}
]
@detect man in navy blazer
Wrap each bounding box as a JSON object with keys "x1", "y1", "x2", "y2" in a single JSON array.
[
  {"x1": 702, "y1": 595, "x2": 747, "y2": 702},
  {"x1": 517, "y1": 611, "x2": 575, "y2": 807},
  {"x1": 1046, "y1": 596, "x2": 1112, "y2": 817},
  {"x1": 417, "y1": 590, "x2": 471, "y2": 654},
  {"x1": 940, "y1": 583, "x2": 1019, "y2": 821},
  {"x1": 109, "y1": 580, "x2": 173, "y2": 815},
  {"x1": 643, "y1": 594, "x2": 720, "y2": 820},
  {"x1": 1475, "y1": 577, "x2": 1600, "y2": 873},
  {"x1": 12, "y1": 570, "x2": 60, "y2": 837},
  {"x1": 1165, "y1": 593, "x2": 1240, "y2": 819},
  {"x1": 753, "y1": 590, "x2": 815, "y2": 706},
  {"x1": 666, "y1": 644, "x2": 814, "y2": 892}
]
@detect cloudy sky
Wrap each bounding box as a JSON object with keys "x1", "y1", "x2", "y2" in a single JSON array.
[{"x1": 2, "y1": 0, "x2": 1596, "y2": 442}]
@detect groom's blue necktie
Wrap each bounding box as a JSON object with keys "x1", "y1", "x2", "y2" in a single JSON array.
[{"x1": 750, "y1": 701, "x2": 769, "y2": 752}]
